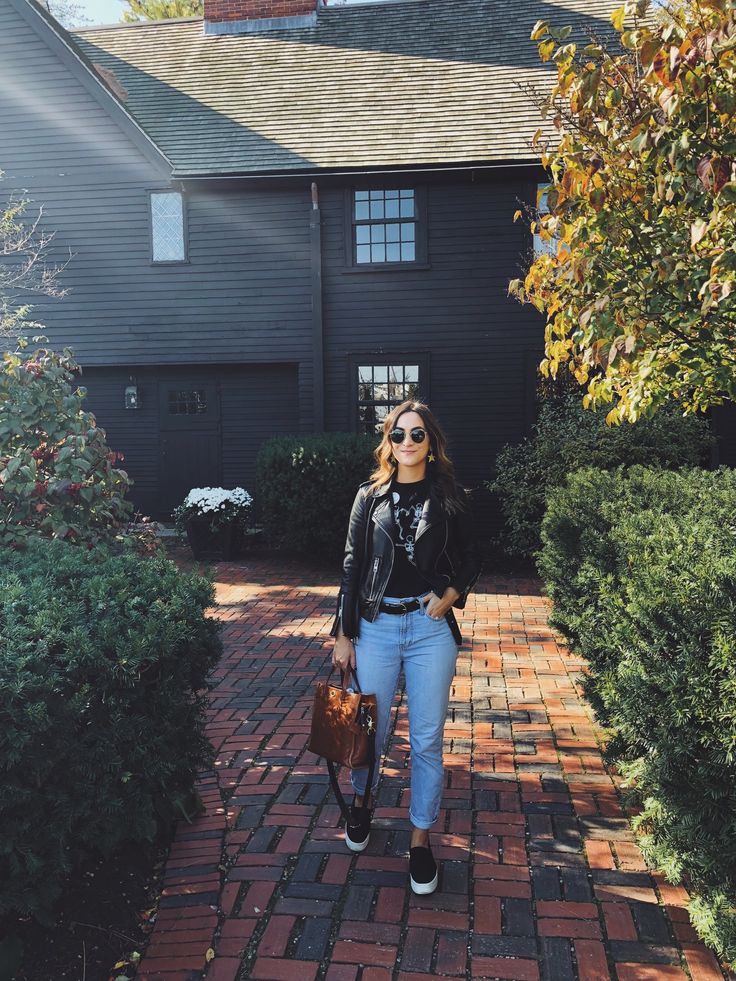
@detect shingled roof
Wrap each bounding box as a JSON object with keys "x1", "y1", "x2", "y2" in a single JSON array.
[{"x1": 72, "y1": 0, "x2": 620, "y2": 178}]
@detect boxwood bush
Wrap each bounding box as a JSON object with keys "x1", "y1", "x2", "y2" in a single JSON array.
[
  {"x1": 490, "y1": 393, "x2": 715, "y2": 560},
  {"x1": 256, "y1": 433, "x2": 376, "y2": 559},
  {"x1": 0, "y1": 538, "x2": 222, "y2": 921},
  {"x1": 539, "y1": 466, "x2": 736, "y2": 967}
]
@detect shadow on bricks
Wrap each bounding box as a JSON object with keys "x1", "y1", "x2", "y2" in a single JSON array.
[{"x1": 136, "y1": 555, "x2": 733, "y2": 981}]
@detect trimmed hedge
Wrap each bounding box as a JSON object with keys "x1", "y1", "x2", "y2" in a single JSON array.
[
  {"x1": 256, "y1": 433, "x2": 376, "y2": 559},
  {"x1": 490, "y1": 393, "x2": 715, "y2": 560},
  {"x1": 0, "y1": 539, "x2": 222, "y2": 921},
  {"x1": 539, "y1": 466, "x2": 736, "y2": 966}
]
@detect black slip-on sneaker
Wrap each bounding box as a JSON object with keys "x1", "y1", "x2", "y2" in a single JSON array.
[
  {"x1": 409, "y1": 845, "x2": 438, "y2": 894},
  {"x1": 345, "y1": 804, "x2": 371, "y2": 852}
]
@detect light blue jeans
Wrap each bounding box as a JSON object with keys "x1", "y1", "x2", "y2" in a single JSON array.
[{"x1": 351, "y1": 595, "x2": 459, "y2": 830}]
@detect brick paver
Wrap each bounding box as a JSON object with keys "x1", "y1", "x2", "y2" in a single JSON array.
[{"x1": 137, "y1": 558, "x2": 733, "y2": 981}]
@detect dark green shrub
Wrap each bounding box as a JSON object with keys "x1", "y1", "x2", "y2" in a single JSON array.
[
  {"x1": 539, "y1": 466, "x2": 736, "y2": 966},
  {"x1": 0, "y1": 339, "x2": 133, "y2": 549},
  {"x1": 490, "y1": 393, "x2": 715, "y2": 559},
  {"x1": 256, "y1": 433, "x2": 376, "y2": 559},
  {"x1": 0, "y1": 538, "x2": 222, "y2": 921}
]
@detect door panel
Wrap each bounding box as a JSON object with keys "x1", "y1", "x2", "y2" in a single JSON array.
[
  {"x1": 159, "y1": 372, "x2": 221, "y2": 516},
  {"x1": 159, "y1": 429, "x2": 222, "y2": 518}
]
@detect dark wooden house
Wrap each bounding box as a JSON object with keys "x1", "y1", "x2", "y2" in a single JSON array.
[{"x1": 1, "y1": 0, "x2": 733, "y2": 526}]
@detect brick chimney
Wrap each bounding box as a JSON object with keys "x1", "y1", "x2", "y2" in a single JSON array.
[{"x1": 204, "y1": 0, "x2": 321, "y2": 34}]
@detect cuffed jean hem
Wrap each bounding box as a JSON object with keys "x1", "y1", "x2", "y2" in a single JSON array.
[{"x1": 408, "y1": 809, "x2": 437, "y2": 831}]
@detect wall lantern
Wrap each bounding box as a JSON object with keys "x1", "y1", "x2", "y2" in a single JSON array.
[{"x1": 124, "y1": 378, "x2": 139, "y2": 410}]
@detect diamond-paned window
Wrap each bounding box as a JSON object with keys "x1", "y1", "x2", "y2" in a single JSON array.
[
  {"x1": 151, "y1": 191, "x2": 185, "y2": 262},
  {"x1": 357, "y1": 364, "x2": 420, "y2": 435},
  {"x1": 168, "y1": 389, "x2": 207, "y2": 415},
  {"x1": 353, "y1": 190, "x2": 416, "y2": 264}
]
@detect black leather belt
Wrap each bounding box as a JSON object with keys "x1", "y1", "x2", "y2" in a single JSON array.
[{"x1": 378, "y1": 599, "x2": 421, "y2": 615}]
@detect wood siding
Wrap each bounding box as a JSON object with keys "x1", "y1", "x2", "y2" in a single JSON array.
[
  {"x1": 321, "y1": 173, "x2": 545, "y2": 527},
  {"x1": 80, "y1": 364, "x2": 298, "y2": 518},
  {"x1": 6, "y1": 0, "x2": 731, "y2": 536}
]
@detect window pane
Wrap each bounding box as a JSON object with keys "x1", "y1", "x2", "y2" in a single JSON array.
[
  {"x1": 371, "y1": 244, "x2": 386, "y2": 262},
  {"x1": 356, "y1": 225, "x2": 370, "y2": 244},
  {"x1": 385, "y1": 189, "x2": 399, "y2": 199},
  {"x1": 385, "y1": 198, "x2": 400, "y2": 219},
  {"x1": 370, "y1": 200, "x2": 385, "y2": 220},
  {"x1": 389, "y1": 383, "x2": 404, "y2": 400},
  {"x1": 369, "y1": 190, "x2": 383, "y2": 200},
  {"x1": 386, "y1": 243, "x2": 401, "y2": 262},
  {"x1": 399, "y1": 189, "x2": 413, "y2": 197},
  {"x1": 355, "y1": 201, "x2": 370, "y2": 220},
  {"x1": 407, "y1": 382, "x2": 419, "y2": 399},
  {"x1": 405, "y1": 365, "x2": 419, "y2": 382},
  {"x1": 370, "y1": 224, "x2": 384, "y2": 243},
  {"x1": 373, "y1": 383, "x2": 388, "y2": 401},
  {"x1": 385, "y1": 223, "x2": 400, "y2": 243},
  {"x1": 355, "y1": 190, "x2": 369, "y2": 201},
  {"x1": 389, "y1": 365, "x2": 403, "y2": 382},
  {"x1": 401, "y1": 242, "x2": 415, "y2": 261},
  {"x1": 356, "y1": 244, "x2": 371, "y2": 263},
  {"x1": 168, "y1": 389, "x2": 206, "y2": 415},
  {"x1": 374, "y1": 404, "x2": 388, "y2": 421},
  {"x1": 374, "y1": 366, "x2": 388, "y2": 383},
  {"x1": 358, "y1": 366, "x2": 373, "y2": 382},
  {"x1": 151, "y1": 192, "x2": 185, "y2": 262},
  {"x1": 359, "y1": 383, "x2": 372, "y2": 400},
  {"x1": 400, "y1": 223, "x2": 415, "y2": 242},
  {"x1": 399, "y1": 196, "x2": 414, "y2": 218}
]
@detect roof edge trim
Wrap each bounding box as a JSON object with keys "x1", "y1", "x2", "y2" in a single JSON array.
[{"x1": 173, "y1": 159, "x2": 546, "y2": 180}]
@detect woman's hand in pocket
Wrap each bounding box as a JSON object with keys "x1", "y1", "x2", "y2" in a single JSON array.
[{"x1": 422, "y1": 587, "x2": 460, "y2": 620}]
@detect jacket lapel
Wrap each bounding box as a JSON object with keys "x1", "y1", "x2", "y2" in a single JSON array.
[
  {"x1": 371, "y1": 483, "x2": 395, "y2": 540},
  {"x1": 414, "y1": 484, "x2": 445, "y2": 543}
]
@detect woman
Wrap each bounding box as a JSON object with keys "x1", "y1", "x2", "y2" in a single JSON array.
[{"x1": 330, "y1": 400, "x2": 481, "y2": 895}]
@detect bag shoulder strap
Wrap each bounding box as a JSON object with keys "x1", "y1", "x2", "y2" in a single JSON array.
[{"x1": 327, "y1": 737, "x2": 376, "y2": 823}]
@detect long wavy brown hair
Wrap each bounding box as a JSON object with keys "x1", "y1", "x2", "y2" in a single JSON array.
[{"x1": 367, "y1": 400, "x2": 464, "y2": 513}]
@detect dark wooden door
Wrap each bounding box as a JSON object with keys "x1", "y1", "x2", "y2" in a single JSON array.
[{"x1": 159, "y1": 374, "x2": 222, "y2": 518}]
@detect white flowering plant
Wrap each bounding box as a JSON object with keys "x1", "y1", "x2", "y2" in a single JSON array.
[{"x1": 172, "y1": 487, "x2": 254, "y2": 535}]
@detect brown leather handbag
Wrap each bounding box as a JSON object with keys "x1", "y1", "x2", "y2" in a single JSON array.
[{"x1": 308, "y1": 667, "x2": 377, "y2": 820}]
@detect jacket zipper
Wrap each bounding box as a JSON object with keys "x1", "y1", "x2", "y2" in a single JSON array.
[
  {"x1": 369, "y1": 556, "x2": 380, "y2": 598},
  {"x1": 374, "y1": 520, "x2": 395, "y2": 608}
]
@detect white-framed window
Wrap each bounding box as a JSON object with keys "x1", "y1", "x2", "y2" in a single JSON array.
[{"x1": 150, "y1": 191, "x2": 186, "y2": 263}]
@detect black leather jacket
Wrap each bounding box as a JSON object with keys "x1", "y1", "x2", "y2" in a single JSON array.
[{"x1": 330, "y1": 477, "x2": 482, "y2": 646}]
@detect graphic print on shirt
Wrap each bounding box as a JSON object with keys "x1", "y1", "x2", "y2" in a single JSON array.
[{"x1": 392, "y1": 491, "x2": 424, "y2": 563}]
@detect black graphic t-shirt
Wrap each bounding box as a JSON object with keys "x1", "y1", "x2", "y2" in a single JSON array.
[{"x1": 384, "y1": 477, "x2": 430, "y2": 599}]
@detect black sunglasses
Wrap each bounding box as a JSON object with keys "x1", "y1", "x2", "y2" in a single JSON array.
[{"x1": 389, "y1": 427, "x2": 427, "y2": 445}]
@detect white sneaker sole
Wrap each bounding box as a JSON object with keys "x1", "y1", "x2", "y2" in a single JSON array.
[
  {"x1": 410, "y1": 870, "x2": 439, "y2": 895},
  {"x1": 345, "y1": 830, "x2": 370, "y2": 852}
]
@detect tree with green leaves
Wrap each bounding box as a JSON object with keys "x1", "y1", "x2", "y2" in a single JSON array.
[
  {"x1": 121, "y1": 0, "x2": 202, "y2": 22},
  {"x1": 510, "y1": 0, "x2": 736, "y2": 424}
]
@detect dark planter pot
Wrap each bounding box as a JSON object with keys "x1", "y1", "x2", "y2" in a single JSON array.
[{"x1": 184, "y1": 515, "x2": 246, "y2": 560}]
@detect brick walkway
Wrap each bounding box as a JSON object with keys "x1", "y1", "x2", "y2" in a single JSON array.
[{"x1": 138, "y1": 558, "x2": 730, "y2": 981}]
